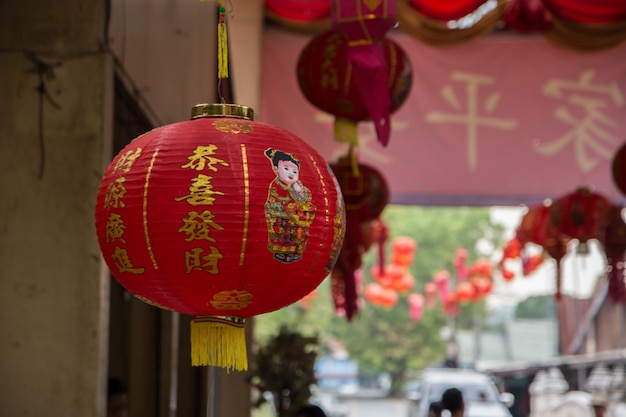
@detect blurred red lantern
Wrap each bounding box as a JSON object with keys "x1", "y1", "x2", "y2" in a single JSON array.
[
  {"x1": 424, "y1": 282, "x2": 437, "y2": 307},
  {"x1": 392, "y1": 236, "x2": 417, "y2": 267},
  {"x1": 516, "y1": 202, "x2": 568, "y2": 300},
  {"x1": 95, "y1": 104, "x2": 345, "y2": 370},
  {"x1": 394, "y1": 271, "x2": 416, "y2": 294},
  {"x1": 408, "y1": 293, "x2": 424, "y2": 322},
  {"x1": 469, "y1": 258, "x2": 493, "y2": 279},
  {"x1": 364, "y1": 283, "x2": 398, "y2": 308},
  {"x1": 443, "y1": 292, "x2": 459, "y2": 316},
  {"x1": 599, "y1": 205, "x2": 626, "y2": 303},
  {"x1": 501, "y1": 267, "x2": 515, "y2": 281},
  {"x1": 470, "y1": 277, "x2": 493, "y2": 299},
  {"x1": 502, "y1": 238, "x2": 522, "y2": 259},
  {"x1": 330, "y1": 159, "x2": 389, "y2": 321},
  {"x1": 370, "y1": 264, "x2": 392, "y2": 287},
  {"x1": 265, "y1": 0, "x2": 331, "y2": 21},
  {"x1": 378, "y1": 286, "x2": 399, "y2": 308},
  {"x1": 455, "y1": 281, "x2": 475, "y2": 303},
  {"x1": 453, "y1": 247, "x2": 468, "y2": 280},
  {"x1": 516, "y1": 203, "x2": 553, "y2": 246},
  {"x1": 612, "y1": 142, "x2": 626, "y2": 197},
  {"x1": 521, "y1": 253, "x2": 544, "y2": 276},
  {"x1": 330, "y1": 0, "x2": 398, "y2": 146},
  {"x1": 550, "y1": 187, "x2": 611, "y2": 252},
  {"x1": 297, "y1": 29, "x2": 412, "y2": 147},
  {"x1": 433, "y1": 270, "x2": 450, "y2": 301}
]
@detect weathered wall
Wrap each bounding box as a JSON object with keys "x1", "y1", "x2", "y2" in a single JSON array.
[
  {"x1": 0, "y1": 0, "x2": 263, "y2": 414},
  {"x1": 0, "y1": 0, "x2": 111, "y2": 415}
]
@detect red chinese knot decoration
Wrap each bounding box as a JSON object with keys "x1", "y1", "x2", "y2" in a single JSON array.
[{"x1": 95, "y1": 104, "x2": 346, "y2": 371}]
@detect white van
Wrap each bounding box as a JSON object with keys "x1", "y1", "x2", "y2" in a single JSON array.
[{"x1": 406, "y1": 368, "x2": 515, "y2": 417}]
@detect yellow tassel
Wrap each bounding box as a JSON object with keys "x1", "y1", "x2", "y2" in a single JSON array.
[
  {"x1": 334, "y1": 118, "x2": 358, "y2": 146},
  {"x1": 190, "y1": 316, "x2": 247, "y2": 371},
  {"x1": 218, "y1": 4, "x2": 229, "y2": 79}
]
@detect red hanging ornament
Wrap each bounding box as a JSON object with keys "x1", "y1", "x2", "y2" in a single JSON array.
[
  {"x1": 516, "y1": 203, "x2": 553, "y2": 246},
  {"x1": 265, "y1": 0, "x2": 331, "y2": 22},
  {"x1": 455, "y1": 281, "x2": 475, "y2": 303},
  {"x1": 599, "y1": 205, "x2": 626, "y2": 303},
  {"x1": 329, "y1": 159, "x2": 389, "y2": 321},
  {"x1": 612, "y1": 142, "x2": 626, "y2": 197},
  {"x1": 424, "y1": 282, "x2": 437, "y2": 307},
  {"x1": 550, "y1": 187, "x2": 611, "y2": 253},
  {"x1": 433, "y1": 270, "x2": 450, "y2": 302},
  {"x1": 330, "y1": 0, "x2": 398, "y2": 146},
  {"x1": 470, "y1": 258, "x2": 493, "y2": 279},
  {"x1": 521, "y1": 253, "x2": 544, "y2": 276},
  {"x1": 364, "y1": 283, "x2": 398, "y2": 308},
  {"x1": 297, "y1": 29, "x2": 412, "y2": 147},
  {"x1": 470, "y1": 277, "x2": 493, "y2": 299},
  {"x1": 391, "y1": 236, "x2": 417, "y2": 267},
  {"x1": 408, "y1": 293, "x2": 424, "y2": 322},
  {"x1": 95, "y1": 104, "x2": 345, "y2": 370},
  {"x1": 500, "y1": 266, "x2": 515, "y2": 281},
  {"x1": 453, "y1": 247, "x2": 468, "y2": 280}
]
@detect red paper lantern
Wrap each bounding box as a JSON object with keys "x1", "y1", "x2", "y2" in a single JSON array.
[
  {"x1": 392, "y1": 236, "x2": 417, "y2": 267},
  {"x1": 329, "y1": 159, "x2": 389, "y2": 320},
  {"x1": 455, "y1": 281, "x2": 475, "y2": 302},
  {"x1": 550, "y1": 187, "x2": 611, "y2": 249},
  {"x1": 470, "y1": 277, "x2": 493, "y2": 299},
  {"x1": 265, "y1": 0, "x2": 331, "y2": 21},
  {"x1": 330, "y1": 0, "x2": 398, "y2": 146},
  {"x1": 516, "y1": 203, "x2": 553, "y2": 246},
  {"x1": 612, "y1": 142, "x2": 626, "y2": 197},
  {"x1": 95, "y1": 104, "x2": 345, "y2": 370},
  {"x1": 364, "y1": 283, "x2": 398, "y2": 308},
  {"x1": 297, "y1": 30, "x2": 412, "y2": 140},
  {"x1": 453, "y1": 247, "x2": 468, "y2": 280},
  {"x1": 433, "y1": 269, "x2": 450, "y2": 301},
  {"x1": 408, "y1": 293, "x2": 424, "y2": 322}
]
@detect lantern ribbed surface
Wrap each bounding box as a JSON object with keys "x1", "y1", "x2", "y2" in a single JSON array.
[{"x1": 95, "y1": 104, "x2": 346, "y2": 368}]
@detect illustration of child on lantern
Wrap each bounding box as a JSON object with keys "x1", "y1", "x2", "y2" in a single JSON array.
[{"x1": 264, "y1": 148, "x2": 316, "y2": 263}]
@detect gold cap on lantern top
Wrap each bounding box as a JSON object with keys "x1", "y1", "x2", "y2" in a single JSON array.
[{"x1": 191, "y1": 103, "x2": 254, "y2": 121}]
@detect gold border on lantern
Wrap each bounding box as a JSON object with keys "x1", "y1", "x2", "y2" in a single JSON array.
[
  {"x1": 239, "y1": 144, "x2": 250, "y2": 266},
  {"x1": 143, "y1": 148, "x2": 160, "y2": 269}
]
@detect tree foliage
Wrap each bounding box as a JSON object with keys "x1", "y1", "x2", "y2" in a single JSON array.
[
  {"x1": 254, "y1": 205, "x2": 506, "y2": 395},
  {"x1": 250, "y1": 326, "x2": 319, "y2": 417}
]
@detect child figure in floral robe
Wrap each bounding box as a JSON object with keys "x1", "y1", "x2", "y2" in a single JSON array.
[{"x1": 264, "y1": 148, "x2": 316, "y2": 263}]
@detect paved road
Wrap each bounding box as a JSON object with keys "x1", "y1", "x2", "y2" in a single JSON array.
[{"x1": 335, "y1": 396, "x2": 409, "y2": 417}]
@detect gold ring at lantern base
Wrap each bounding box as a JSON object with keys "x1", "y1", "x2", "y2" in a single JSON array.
[
  {"x1": 191, "y1": 103, "x2": 254, "y2": 121},
  {"x1": 192, "y1": 315, "x2": 246, "y2": 327}
]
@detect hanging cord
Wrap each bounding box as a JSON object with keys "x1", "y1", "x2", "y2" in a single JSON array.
[
  {"x1": 24, "y1": 52, "x2": 62, "y2": 180},
  {"x1": 216, "y1": 0, "x2": 234, "y2": 103}
]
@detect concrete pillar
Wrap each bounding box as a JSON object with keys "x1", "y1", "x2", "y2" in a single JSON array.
[{"x1": 0, "y1": 1, "x2": 112, "y2": 415}]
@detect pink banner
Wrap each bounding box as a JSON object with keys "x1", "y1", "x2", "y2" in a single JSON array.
[{"x1": 260, "y1": 27, "x2": 626, "y2": 206}]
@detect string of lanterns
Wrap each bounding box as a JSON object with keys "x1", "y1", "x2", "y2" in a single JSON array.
[{"x1": 363, "y1": 238, "x2": 495, "y2": 323}]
